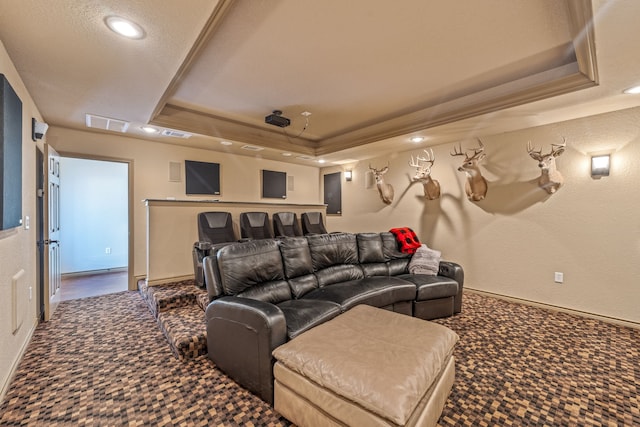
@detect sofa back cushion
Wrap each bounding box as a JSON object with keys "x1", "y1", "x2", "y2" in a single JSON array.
[
  {"x1": 307, "y1": 233, "x2": 359, "y2": 269},
  {"x1": 279, "y1": 237, "x2": 319, "y2": 298},
  {"x1": 236, "y1": 280, "x2": 292, "y2": 304},
  {"x1": 288, "y1": 274, "x2": 319, "y2": 299},
  {"x1": 360, "y1": 263, "x2": 389, "y2": 277},
  {"x1": 387, "y1": 258, "x2": 410, "y2": 275},
  {"x1": 357, "y1": 233, "x2": 389, "y2": 277},
  {"x1": 380, "y1": 232, "x2": 411, "y2": 260},
  {"x1": 356, "y1": 233, "x2": 385, "y2": 263},
  {"x1": 217, "y1": 239, "x2": 291, "y2": 303},
  {"x1": 279, "y1": 237, "x2": 314, "y2": 277},
  {"x1": 307, "y1": 233, "x2": 363, "y2": 286},
  {"x1": 381, "y1": 231, "x2": 411, "y2": 275},
  {"x1": 316, "y1": 264, "x2": 364, "y2": 288}
]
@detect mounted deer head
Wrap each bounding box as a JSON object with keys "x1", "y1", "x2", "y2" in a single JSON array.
[
  {"x1": 369, "y1": 163, "x2": 394, "y2": 205},
  {"x1": 450, "y1": 139, "x2": 488, "y2": 201},
  {"x1": 527, "y1": 138, "x2": 566, "y2": 194},
  {"x1": 409, "y1": 149, "x2": 441, "y2": 200}
]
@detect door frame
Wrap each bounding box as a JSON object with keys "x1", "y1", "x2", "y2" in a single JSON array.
[
  {"x1": 58, "y1": 152, "x2": 135, "y2": 290},
  {"x1": 35, "y1": 148, "x2": 44, "y2": 320}
]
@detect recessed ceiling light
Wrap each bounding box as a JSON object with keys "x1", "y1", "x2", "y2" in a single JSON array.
[
  {"x1": 317, "y1": 159, "x2": 326, "y2": 164},
  {"x1": 623, "y1": 85, "x2": 640, "y2": 94},
  {"x1": 220, "y1": 141, "x2": 233, "y2": 146},
  {"x1": 141, "y1": 126, "x2": 159, "y2": 134},
  {"x1": 281, "y1": 152, "x2": 292, "y2": 157},
  {"x1": 105, "y1": 16, "x2": 146, "y2": 40},
  {"x1": 410, "y1": 136, "x2": 424, "y2": 143}
]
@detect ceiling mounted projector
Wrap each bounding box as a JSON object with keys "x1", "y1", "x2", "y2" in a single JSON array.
[{"x1": 265, "y1": 110, "x2": 290, "y2": 128}]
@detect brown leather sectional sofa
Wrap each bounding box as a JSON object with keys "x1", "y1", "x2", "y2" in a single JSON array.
[{"x1": 202, "y1": 231, "x2": 463, "y2": 404}]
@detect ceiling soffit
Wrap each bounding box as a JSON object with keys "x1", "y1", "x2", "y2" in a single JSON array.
[{"x1": 150, "y1": 0, "x2": 597, "y2": 156}]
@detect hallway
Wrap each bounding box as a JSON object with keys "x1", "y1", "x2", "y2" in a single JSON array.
[{"x1": 60, "y1": 270, "x2": 128, "y2": 301}]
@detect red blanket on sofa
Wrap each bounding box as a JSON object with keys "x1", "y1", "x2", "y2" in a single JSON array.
[{"x1": 389, "y1": 227, "x2": 421, "y2": 254}]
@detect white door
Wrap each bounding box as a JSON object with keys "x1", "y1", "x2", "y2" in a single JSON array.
[{"x1": 43, "y1": 144, "x2": 61, "y2": 320}]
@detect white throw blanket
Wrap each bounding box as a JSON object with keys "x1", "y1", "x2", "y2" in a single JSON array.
[{"x1": 408, "y1": 244, "x2": 441, "y2": 275}]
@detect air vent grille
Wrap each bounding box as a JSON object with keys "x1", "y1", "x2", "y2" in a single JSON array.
[
  {"x1": 296, "y1": 155, "x2": 315, "y2": 160},
  {"x1": 85, "y1": 114, "x2": 130, "y2": 133},
  {"x1": 161, "y1": 129, "x2": 191, "y2": 138},
  {"x1": 241, "y1": 145, "x2": 264, "y2": 151}
]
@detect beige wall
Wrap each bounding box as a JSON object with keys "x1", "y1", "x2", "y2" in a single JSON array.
[
  {"x1": 326, "y1": 106, "x2": 640, "y2": 324},
  {"x1": 0, "y1": 41, "x2": 40, "y2": 399},
  {"x1": 45, "y1": 127, "x2": 322, "y2": 286}
]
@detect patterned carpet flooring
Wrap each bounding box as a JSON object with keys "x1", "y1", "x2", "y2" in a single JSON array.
[{"x1": 0, "y1": 291, "x2": 638, "y2": 426}]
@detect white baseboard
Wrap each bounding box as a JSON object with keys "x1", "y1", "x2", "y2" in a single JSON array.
[
  {"x1": 466, "y1": 288, "x2": 640, "y2": 330},
  {"x1": 0, "y1": 320, "x2": 37, "y2": 405}
]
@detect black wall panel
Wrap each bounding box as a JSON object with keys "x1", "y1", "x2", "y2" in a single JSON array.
[
  {"x1": 0, "y1": 74, "x2": 23, "y2": 230},
  {"x1": 262, "y1": 170, "x2": 286, "y2": 199},
  {"x1": 185, "y1": 160, "x2": 220, "y2": 195},
  {"x1": 324, "y1": 172, "x2": 342, "y2": 215}
]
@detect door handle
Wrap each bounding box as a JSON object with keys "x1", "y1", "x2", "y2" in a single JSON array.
[{"x1": 44, "y1": 239, "x2": 60, "y2": 245}]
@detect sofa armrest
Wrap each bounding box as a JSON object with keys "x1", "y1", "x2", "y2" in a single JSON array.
[
  {"x1": 192, "y1": 243, "x2": 212, "y2": 288},
  {"x1": 438, "y1": 261, "x2": 465, "y2": 314},
  {"x1": 202, "y1": 255, "x2": 224, "y2": 301},
  {"x1": 205, "y1": 296, "x2": 287, "y2": 404}
]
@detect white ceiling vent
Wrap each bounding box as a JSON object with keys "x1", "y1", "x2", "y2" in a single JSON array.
[
  {"x1": 241, "y1": 145, "x2": 264, "y2": 151},
  {"x1": 296, "y1": 155, "x2": 315, "y2": 161},
  {"x1": 85, "y1": 114, "x2": 130, "y2": 133},
  {"x1": 161, "y1": 129, "x2": 191, "y2": 138}
]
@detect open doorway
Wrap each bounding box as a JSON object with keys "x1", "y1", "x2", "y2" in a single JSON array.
[{"x1": 58, "y1": 157, "x2": 129, "y2": 300}]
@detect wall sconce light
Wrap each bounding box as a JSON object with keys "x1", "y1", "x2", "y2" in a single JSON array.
[
  {"x1": 32, "y1": 118, "x2": 49, "y2": 141},
  {"x1": 591, "y1": 155, "x2": 610, "y2": 178},
  {"x1": 344, "y1": 170, "x2": 353, "y2": 181}
]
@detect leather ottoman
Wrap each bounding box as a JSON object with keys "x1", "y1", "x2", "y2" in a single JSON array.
[{"x1": 272, "y1": 305, "x2": 459, "y2": 427}]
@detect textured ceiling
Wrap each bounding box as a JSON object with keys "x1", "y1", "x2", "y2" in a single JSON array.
[{"x1": 1, "y1": 0, "x2": 639, "y2": 166}]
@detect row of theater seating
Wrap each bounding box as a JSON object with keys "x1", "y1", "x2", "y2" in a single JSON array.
[
  {"x1": 193, "y1": 211, "x2": 329, "y2": 288},
  {"x1": 200, "y1": 211, "x2": 327, "y2": 241}
]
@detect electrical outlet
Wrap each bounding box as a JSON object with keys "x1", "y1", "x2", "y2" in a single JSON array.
[
  {"x1": 554, "y1": 272, "x2": 564, "y2": 283},
  {"x1": 105, "y1": 247, "x2": 111, "y2": 254}
]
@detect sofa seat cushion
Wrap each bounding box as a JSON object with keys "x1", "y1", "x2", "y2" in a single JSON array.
[
  {"x1": 302, "y1": 277, "x2": 416, "y2": 311},
  {"x1": 397, "y1": 274, "x2": 458, "y2": 301},
  {"x1": 277, "y1": 299, "x2": 342, "y2": 340}
]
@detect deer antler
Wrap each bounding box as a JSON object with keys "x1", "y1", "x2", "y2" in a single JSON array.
[
  {"x1": 369, "y1": 163, "x2": 389, "y2": 174},
  {"x1": 408, "y1": 156, "x2": 422, "y2": 168},
  {"x1": 417, "y1": 149, "x2": 435, "y2": 165},
  {"x1": 410, "y1": 149, "x2": 435, "y2": 168},
  {"x1": 527, "y1": 141, "x2": 543, "y2": 161},
  {"x1": 450, "y1": 143, "x2": 465, "y2": 157},
  {"x1": 551, "y1": 137, "x2": 567, "y2": 156},
  {"x1": 466, "y1": 139, "x2": 485, "y2": 161},
  {"x1": 452, "y1": 141, "x2": 485, "y2": 160}
]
